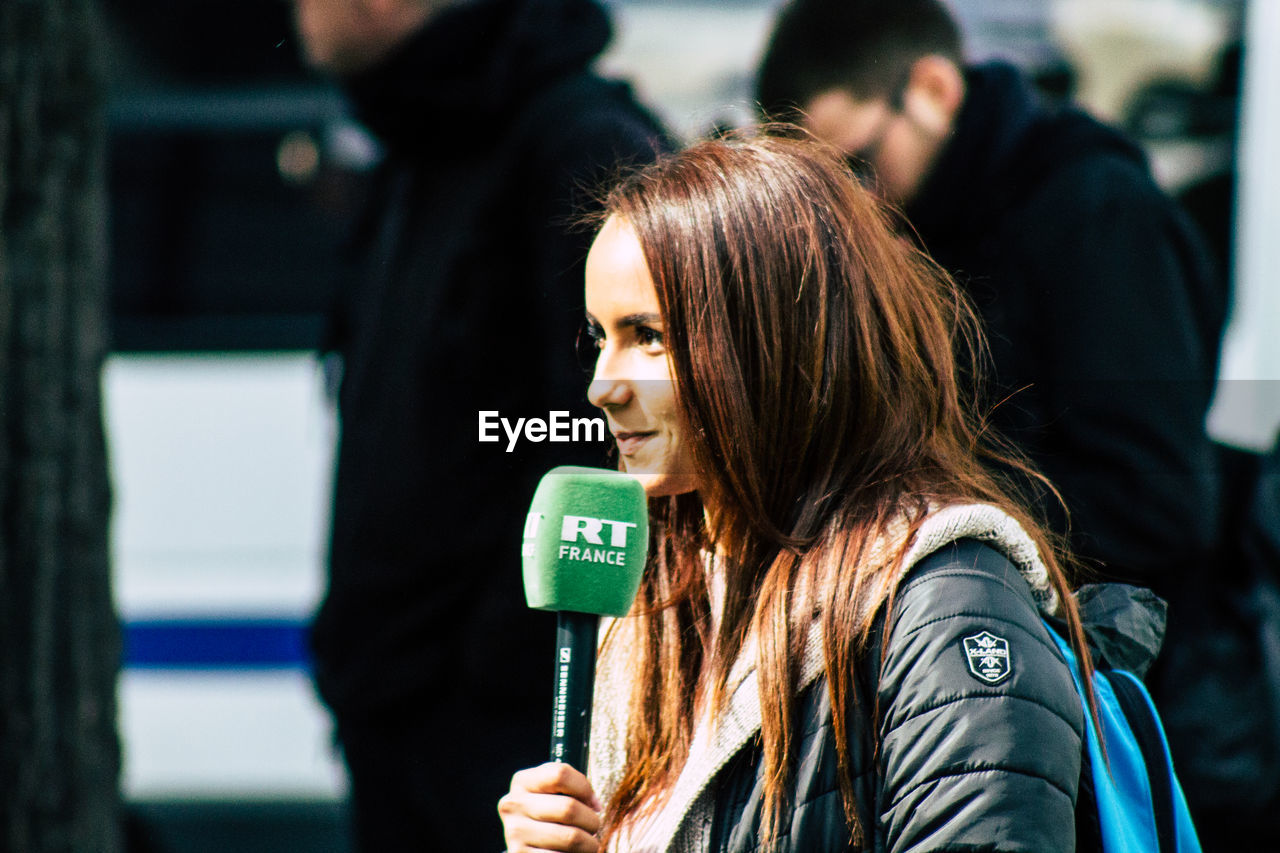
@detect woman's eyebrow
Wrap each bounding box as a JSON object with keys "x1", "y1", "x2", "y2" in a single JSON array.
[
  {"x1": 585, "y1": 311, "x2": 662, "y2": 330},
  {"x1": 619, "y1": 312, "x2": 661, "y2": 327}
]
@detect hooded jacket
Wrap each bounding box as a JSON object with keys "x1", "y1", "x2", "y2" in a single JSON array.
[
  {"x1": 310, "y1": 0, "x2": 666, "y2": 724},
  {"x1": 903, "y1": 62, "x2": 1225, "y2": 589},
  {"x1": 589, "y1": 505, "x2": 1137, "y2": 852}
]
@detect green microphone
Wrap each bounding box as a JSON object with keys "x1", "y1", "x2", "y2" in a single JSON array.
[{"x1": 522, "y1": 466, "x2": 648, "y2": 770}]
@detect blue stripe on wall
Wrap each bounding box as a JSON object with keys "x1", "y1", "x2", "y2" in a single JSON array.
[{"x1": 124, "y1": 619, "x2": 310, "y2": 669}]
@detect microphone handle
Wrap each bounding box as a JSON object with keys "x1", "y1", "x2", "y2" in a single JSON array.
[{"x1": 550, "y1": 610, "x2": 598, "y2": 770}]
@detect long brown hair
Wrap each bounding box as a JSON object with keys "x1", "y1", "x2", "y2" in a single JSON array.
[{"x1": 595, "y1": 132, "x2": 1092, "y2": 847}]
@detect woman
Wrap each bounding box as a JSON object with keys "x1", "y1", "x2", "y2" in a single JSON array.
[{"x1": 499, "y1": 133, "x2": 1092, "y2": 852}]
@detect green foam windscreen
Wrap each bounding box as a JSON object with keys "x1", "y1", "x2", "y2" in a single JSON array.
[{"x1": 522, "y1": 466, "x2": 649, "y2": 616}]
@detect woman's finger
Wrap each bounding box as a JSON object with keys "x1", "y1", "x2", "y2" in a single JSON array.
[
  {"x1": 510, "y1": 761, "x2": 601, "y2": 808},
  {"x1": 503, "y1": 791, "x2": 602, "y2": 835},
  {"x1": 503, "y1": 816, "x2": 600, "y2": 853}
]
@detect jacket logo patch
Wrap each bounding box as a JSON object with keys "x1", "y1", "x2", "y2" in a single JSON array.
[{"x1": 963, "y1": 631, "x2": 1012, "y2": 684}]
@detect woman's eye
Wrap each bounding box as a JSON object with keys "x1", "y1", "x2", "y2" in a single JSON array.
[
  {"x1": 576, "y1": 322, "x2": 604, "y2": 372},
  {"x1": 636, "y1": 326, "x2": 664, "y2": 349}
]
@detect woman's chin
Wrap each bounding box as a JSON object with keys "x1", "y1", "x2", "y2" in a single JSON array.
[{"x1": 626, "y1": 469, "x2": 700, "y2": 498}]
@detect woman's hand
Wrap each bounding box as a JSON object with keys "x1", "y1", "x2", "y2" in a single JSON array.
[{"x1": 499, "y1": 762, "x2": 603, "y2": 852}]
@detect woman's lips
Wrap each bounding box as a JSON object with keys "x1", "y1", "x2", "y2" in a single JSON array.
[{"x1": 613, "y1": 431, "x2": 653, "y2": 456}]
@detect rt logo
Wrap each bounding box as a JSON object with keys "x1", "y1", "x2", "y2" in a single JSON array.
[{"x1": 559, "y1": 515, "x2": 637, "y2": 547}]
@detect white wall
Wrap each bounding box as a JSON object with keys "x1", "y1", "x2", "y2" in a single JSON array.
[
  {"x1": 1208, "y1": 0, "x2": 1280, "y2": 451},
  {"x1": 106, "y1": 353, "x2": 345, "y2": 799}
]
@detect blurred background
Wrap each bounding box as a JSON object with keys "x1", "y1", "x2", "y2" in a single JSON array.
[{"x1": 101, "y1": 0, "x2": 1274, "y2": 849}]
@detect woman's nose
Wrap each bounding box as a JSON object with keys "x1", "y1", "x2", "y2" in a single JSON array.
[{"x1": 587, "y1": 347, "x2": 632, "y2": 409}]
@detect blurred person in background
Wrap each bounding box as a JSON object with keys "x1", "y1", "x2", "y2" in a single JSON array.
[
  {"x1": 757, "y1": 0, "x2": 1240, "y2": 844},
  {"x1": 288, "y1": 0, "x2": 666, "y2": 849}
]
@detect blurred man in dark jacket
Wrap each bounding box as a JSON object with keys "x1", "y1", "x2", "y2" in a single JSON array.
[
  {"x1": 289, "y1": 0, "x2": 666, "y2": 848},
  {"x1": 758, "y1": 0, "x2": 1224, "y2": 592},
  {"x1": 757, "y1": 0, "x2": 1234, "y2": 843}
]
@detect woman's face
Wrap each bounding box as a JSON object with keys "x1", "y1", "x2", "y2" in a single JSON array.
[{"x1": 585, "y1": 217, "x2": 699, "y2": 498}]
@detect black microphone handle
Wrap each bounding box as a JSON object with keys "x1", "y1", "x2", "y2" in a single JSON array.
[{"x1": 550, "y1": 610, "x2": 599, "y2": 770}]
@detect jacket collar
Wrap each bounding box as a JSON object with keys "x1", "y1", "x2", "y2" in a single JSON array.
[
  {"x1": 341, "y1": 0, "x2": 612, "y2": 155},
  {"x1": 904, "y1": 61, "x2": 1148, "y2": 248},
  {"x1": 904, "y1": 61, "x2": 1041, "y2": 241}
]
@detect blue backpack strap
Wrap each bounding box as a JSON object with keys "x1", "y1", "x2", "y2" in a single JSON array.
[
  {"x1": 1107, "y1": 668, "x2": 1205, "y2": 853},
  {"x1": 1106, "y1": 672, "x2": 1175, "y2": 850},
  {"x1": 1043, "y1": 620, "x2": 1203, "y2": 853}
]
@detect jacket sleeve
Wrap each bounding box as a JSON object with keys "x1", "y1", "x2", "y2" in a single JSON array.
[{"x1": 876, "y1": 542, "x2": 1084, "y2": 852}]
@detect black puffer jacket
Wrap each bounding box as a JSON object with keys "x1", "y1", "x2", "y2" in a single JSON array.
[{"x1": 710, "y1": 540, "x2": 1084, "y2": 852}]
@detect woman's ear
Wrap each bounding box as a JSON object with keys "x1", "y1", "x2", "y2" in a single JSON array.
[{"x1": 901, "y1": 55, "x2": 966, "y2": 137}]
